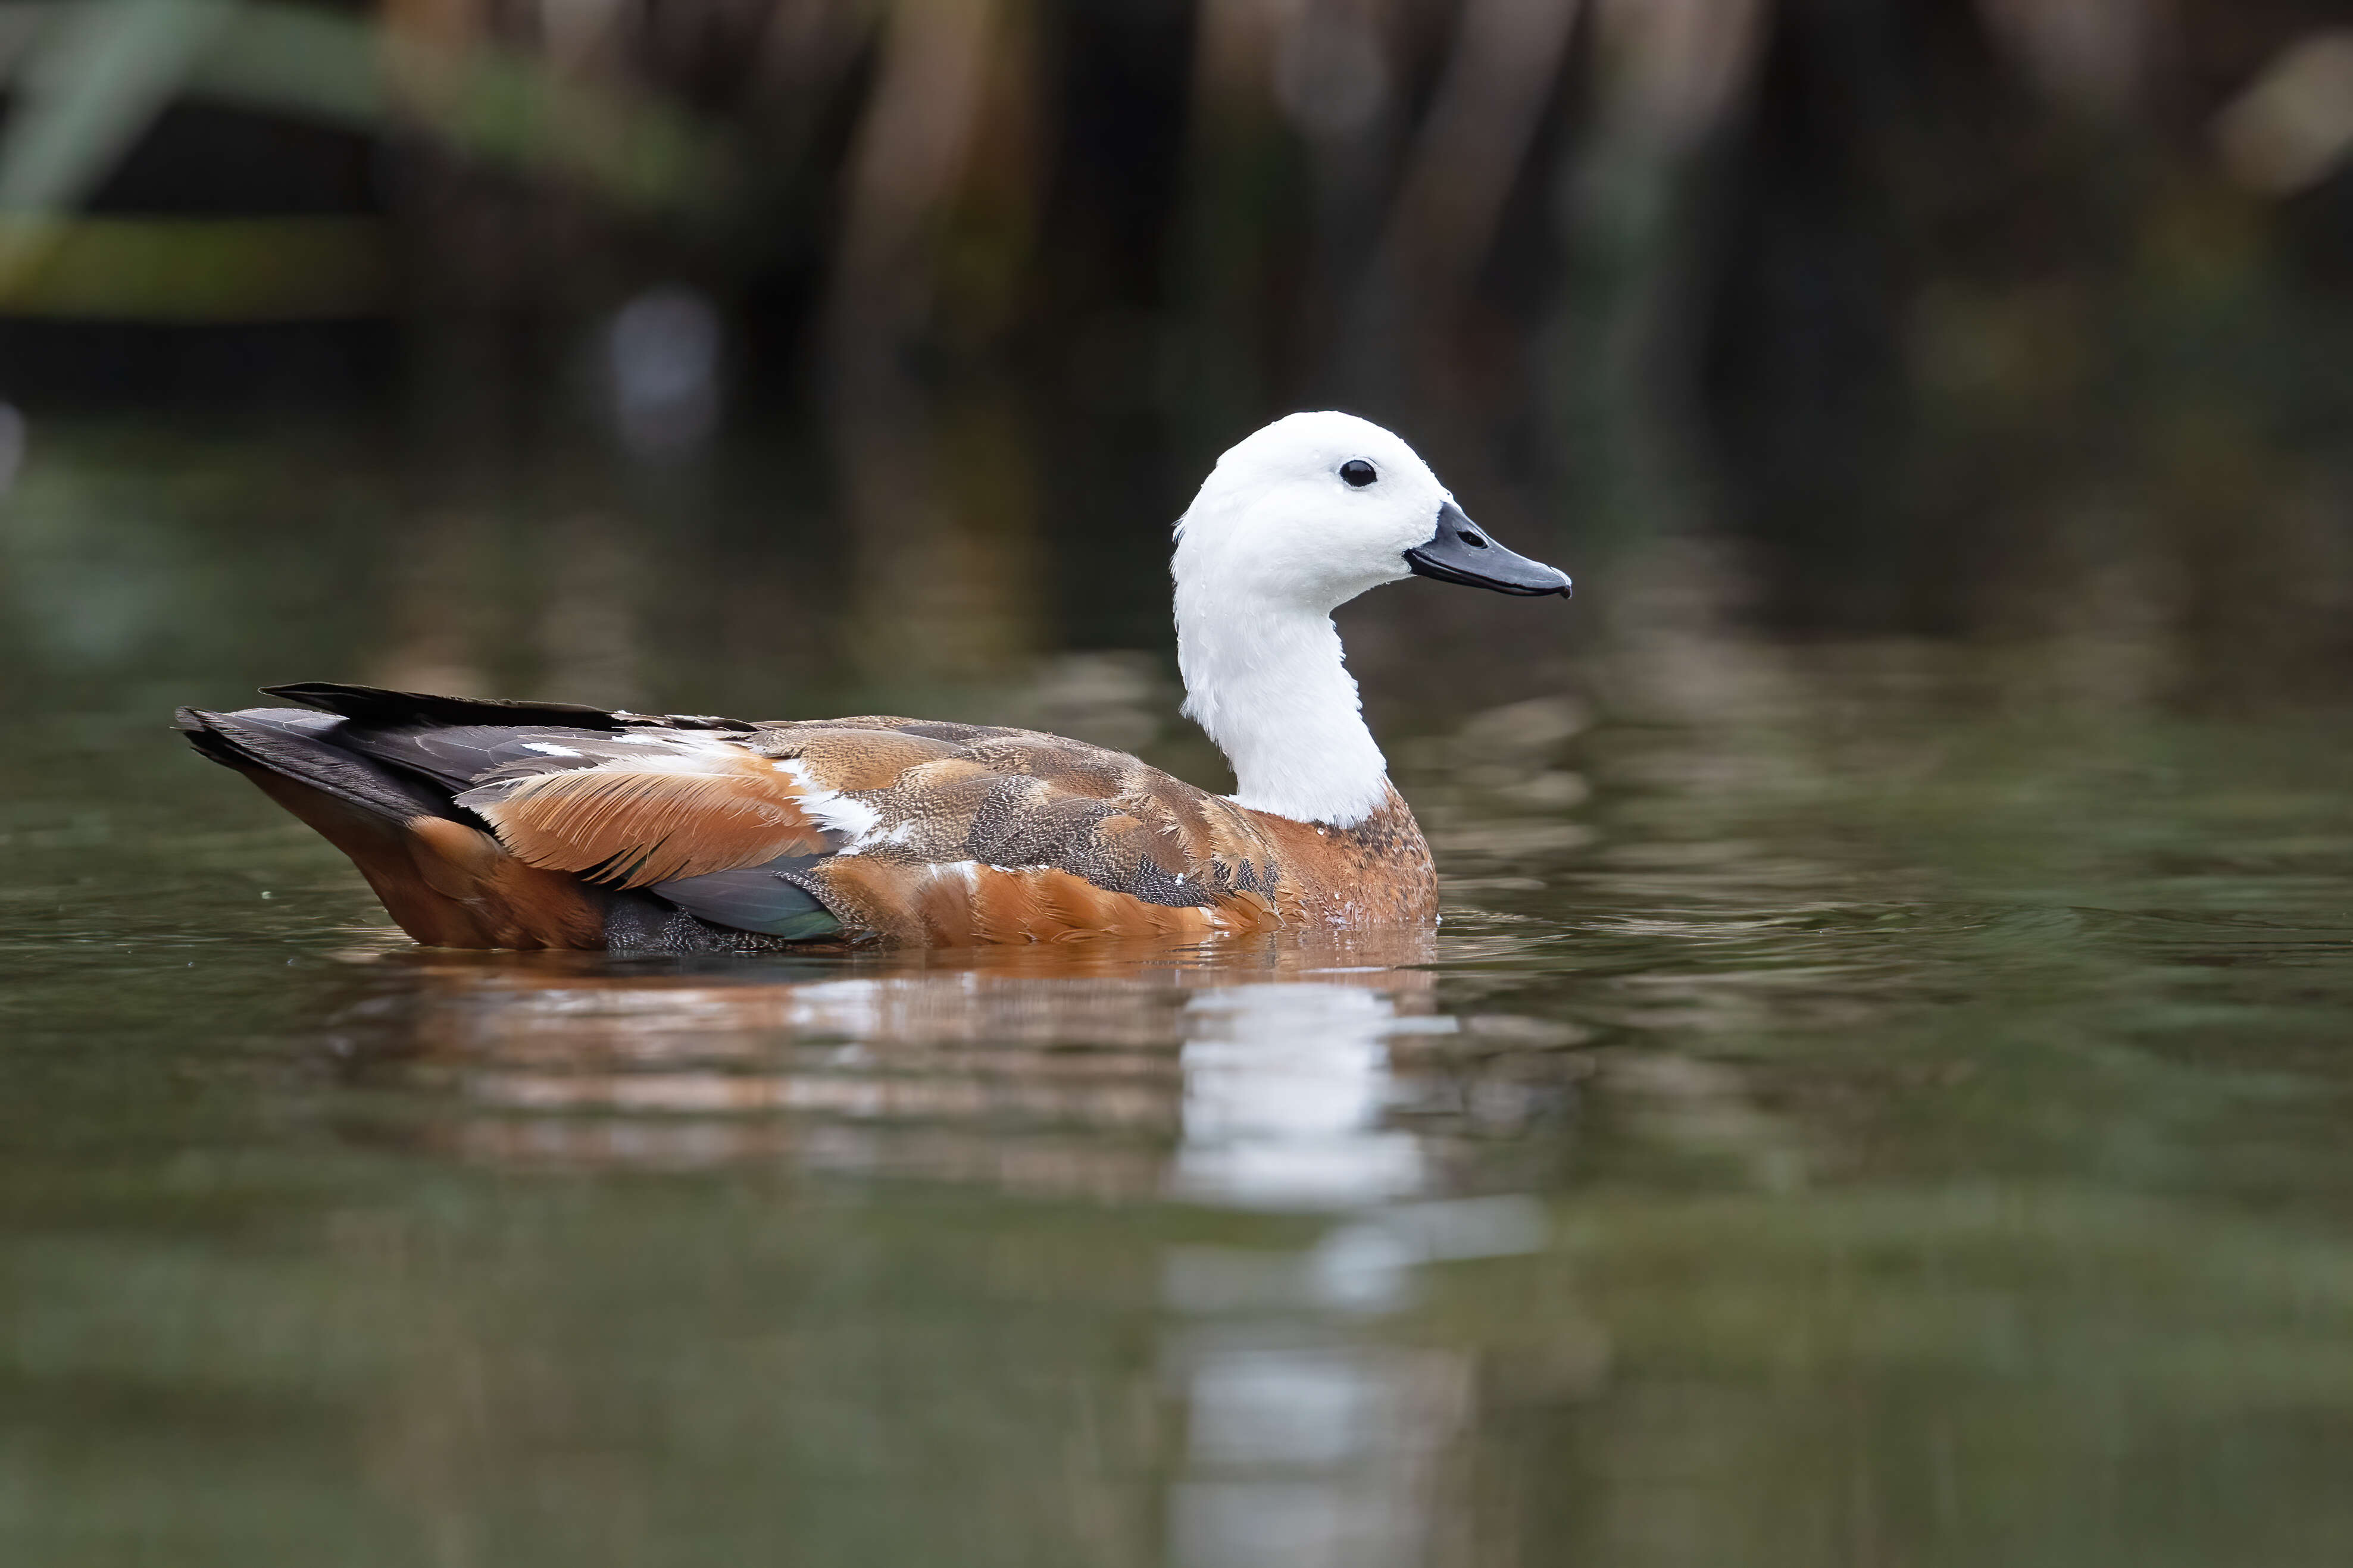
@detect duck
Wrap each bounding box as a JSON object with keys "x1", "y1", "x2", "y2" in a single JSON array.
[{"x1": 176, "y1": 412, "x2": 1571, "y2": 951}]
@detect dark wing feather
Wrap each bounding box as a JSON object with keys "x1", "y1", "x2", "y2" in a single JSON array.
[
  {"x1": 648, "y1": 856, "x2": 839, "y2": 939},
  {"x1": 264, "y1": 681, "x2": 755, "y2": 732},
  {"x1": 326, "y1": 724, "x2": 618, "y2": 793}
]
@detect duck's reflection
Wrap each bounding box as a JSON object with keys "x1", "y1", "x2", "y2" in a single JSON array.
[
  {"x1": 328, "y1": 931, "x2": 1468, "y2": 1206},
  {"x1": 324, "y1": 930, "x2": 1571, "y2": 1568}
]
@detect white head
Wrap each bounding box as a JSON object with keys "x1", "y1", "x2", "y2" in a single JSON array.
[{"x1": 1171, "y1": 412, "x2": 1570, "y2": 827}]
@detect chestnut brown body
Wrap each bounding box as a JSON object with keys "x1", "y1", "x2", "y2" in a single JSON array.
[{"x1": 179, "y1": 685, "x2": 1438, "y2": 952}]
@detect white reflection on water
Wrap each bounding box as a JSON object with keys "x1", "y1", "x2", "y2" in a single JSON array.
[
  {"x1": 1173, "y1": 984, "x2": 1426, "y2": 1209},
  {"x1": 1168, "y1": 1342, "x2": 1472, "y2": 1568},
  {"x1": 1155, "y1": 981, "x2": 1525, "y2": 1568}
]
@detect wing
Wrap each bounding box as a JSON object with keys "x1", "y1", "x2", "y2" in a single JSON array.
[
  {"x1": 758, "y1": 724, "x2": 1293, "y2": 944},
  {"x1": 255, "y1": 682, "x2": 1295, "y2": 945},
  {"x1": 441, "y1": 727, "x2": 924, "y2": 890}
]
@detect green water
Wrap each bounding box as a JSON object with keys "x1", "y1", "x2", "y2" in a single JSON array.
[{"x1": 8, "y1": 425, "x2": 2353, "y2": 1566}]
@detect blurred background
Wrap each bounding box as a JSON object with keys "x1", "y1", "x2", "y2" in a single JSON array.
[
  {"x1": 1, "y1": 0, "x2": 2349, "y2": 715},
  {"x1": 11, "y1": 3, "x2": 2353, "y2": 1566}
]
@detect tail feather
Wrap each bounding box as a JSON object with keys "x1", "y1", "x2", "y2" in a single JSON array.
[
  {"x1": 178, "y1": 695, "x2": 837, "y2": 952},
  {"x1": 176, "y1": 706, "x2": 458, "y2": 824},
  {"x1": 177, "y1": 704, "x2": 609, "y2": 949}
]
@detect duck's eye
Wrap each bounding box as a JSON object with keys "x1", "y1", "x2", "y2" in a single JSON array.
[
  {"x1": 1339, "y1": 459, "x2": 1378, "y2": 487},
  {"x1": 1460, "y1": 528, "x2": 1488, "y2": 548}
]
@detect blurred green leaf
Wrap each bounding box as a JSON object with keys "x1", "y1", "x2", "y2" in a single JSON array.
[{"x1": 0, "y1": 0, "x2": 233, "y2": 223}]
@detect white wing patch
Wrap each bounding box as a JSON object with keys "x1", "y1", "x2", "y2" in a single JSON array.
[{"x1": 776, "y1": 758, "x2": 886, "y2": 850}]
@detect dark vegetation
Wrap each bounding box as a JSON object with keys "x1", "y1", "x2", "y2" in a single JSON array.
[{"x1": 0, "y1": 0, "x2": 2349, "y2": 689}]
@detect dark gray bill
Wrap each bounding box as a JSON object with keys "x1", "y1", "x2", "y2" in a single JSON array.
[{"x1": 1404, "y1": 500, "x2": 1572, "y2": 597}]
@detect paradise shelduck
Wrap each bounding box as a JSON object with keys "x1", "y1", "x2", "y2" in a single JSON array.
[{"x1": 177, "y1": 412, "x2": 1572, "y2": 950}]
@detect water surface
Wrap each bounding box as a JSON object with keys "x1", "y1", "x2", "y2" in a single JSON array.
[{"x1": 8, "y1": 427, "x2": 2353, "y2": 1566}]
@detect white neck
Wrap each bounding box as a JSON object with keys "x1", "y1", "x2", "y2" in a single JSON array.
[{"x1": 1174, "y1": 581, "x2": 1393, "y2": 827}]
